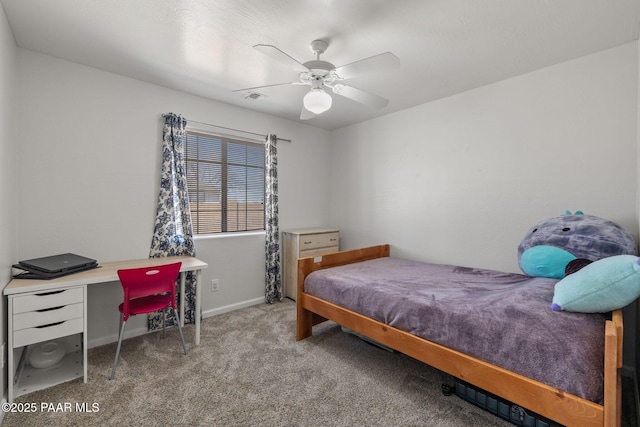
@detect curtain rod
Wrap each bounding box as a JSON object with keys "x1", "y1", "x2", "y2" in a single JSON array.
[{"x1": 185, "y1": 119, "x2": 292, "y2": 143}]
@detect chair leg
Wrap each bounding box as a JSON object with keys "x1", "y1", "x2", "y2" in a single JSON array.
[
  {"x1": 110, "y1": 316, "x2": 128, "y2": 380},
  {"x1": 173, "y1": 308, "x2": 188, "y2": 355},
  {"x1": 162, "y1": 309, "x2": 166, "y2": 339}
]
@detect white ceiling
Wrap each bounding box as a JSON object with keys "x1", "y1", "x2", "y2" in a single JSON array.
[{"x1": 2, "y1": 0, "x2": 640, "y2": 130}]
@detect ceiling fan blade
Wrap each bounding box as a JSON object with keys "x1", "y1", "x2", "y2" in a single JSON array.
[
  {"x1": 232, "y1": 81, "x2": 304, "y2": 92},
  {"x1": 332, "y1": 52, "x2": 400, "y2": 80},
  {"x1": 331, "y1": 84, "x2": 389, "y2": 109},
  {"x1": 300, "y1": 107, "x2": 316, "y2": 120},
  {"x1": 254, "y1": 44, "x2": 309, "y2": 72}
]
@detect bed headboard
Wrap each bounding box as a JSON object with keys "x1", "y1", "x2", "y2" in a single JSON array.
[{"x1": 296, "y1": 244, "x2": 390, "y2": 294}]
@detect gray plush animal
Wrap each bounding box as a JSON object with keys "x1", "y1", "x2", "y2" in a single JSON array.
[{"x1": 517, "y1": 211, "x2": 637, "y2": 279}]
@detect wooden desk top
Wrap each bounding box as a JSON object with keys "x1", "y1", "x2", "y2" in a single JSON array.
[{"x1": 4, "y1": 255, "x2": 208, "y2": 295}]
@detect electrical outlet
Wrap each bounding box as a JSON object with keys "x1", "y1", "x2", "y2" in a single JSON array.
[{"x1": 211, "y1": 279, "x2": 219, "y2": 292}]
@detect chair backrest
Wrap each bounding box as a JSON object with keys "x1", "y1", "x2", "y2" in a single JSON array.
[{"x1": 117, "y1": 262, "x2": 182, "y2": 314}]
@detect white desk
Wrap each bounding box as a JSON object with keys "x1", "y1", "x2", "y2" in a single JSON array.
[{"x1": 4, "y1": 255, "x2": 208, "y2": 402}]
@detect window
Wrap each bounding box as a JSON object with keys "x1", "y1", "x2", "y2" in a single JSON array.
[{"x1": 185, "y1": 130, "x2": 265, "y2": 234}]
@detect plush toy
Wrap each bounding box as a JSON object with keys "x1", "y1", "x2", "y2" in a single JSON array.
[
  {"x1": 517, "y1": 211, "x2": 637, "y2": 279},
  {"x1": 551, "y1": 255, "x2": 640, "y2": 313}
]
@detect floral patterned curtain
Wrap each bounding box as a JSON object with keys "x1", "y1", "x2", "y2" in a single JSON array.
[
  {"x1": 265, "y1": 134, "x2": 282, "y2": 303},
  {"x1": 148, "y1": 113, "x2": 196, "y2": 329}
]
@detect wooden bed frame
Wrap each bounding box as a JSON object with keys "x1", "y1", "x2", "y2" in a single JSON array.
[{"x1": 296, "y1": 244, "x2": 623, "y2": 427}]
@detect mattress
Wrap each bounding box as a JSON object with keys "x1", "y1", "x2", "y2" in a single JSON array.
[{"x1": 304, "y1": 257, "x2": 606, "y2": 403}]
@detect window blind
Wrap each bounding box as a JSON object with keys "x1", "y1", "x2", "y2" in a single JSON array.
[{"x1": 185, "y1": 131, "x2": 265, "y2": 234}]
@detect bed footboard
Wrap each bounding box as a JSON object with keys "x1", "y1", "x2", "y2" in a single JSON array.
[
  {"x1": 295, "y1": 244, "x2": 622, "y2": 427},
  {"x1": 604, "y1": 309, "x2": 623, "y2": 427}
]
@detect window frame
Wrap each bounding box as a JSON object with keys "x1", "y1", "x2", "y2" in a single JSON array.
[{"x1": 184, "y1": 129, "x2": 266, "y2": 235}]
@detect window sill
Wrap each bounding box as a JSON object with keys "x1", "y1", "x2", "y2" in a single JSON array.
[{"x1": 193, "y1": 230, "x2": 266, "y2": 241}]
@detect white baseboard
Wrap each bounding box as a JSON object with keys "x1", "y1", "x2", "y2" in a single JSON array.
[
  {"x1": 88, "y1": 297, "x2": 265, "y2": 348},
  {"x1": 88, "y1": 325, "x2": 150, "y2": 349},
  {"x1": 201, "y1": 297, "x2": 264, "y2": 319}
]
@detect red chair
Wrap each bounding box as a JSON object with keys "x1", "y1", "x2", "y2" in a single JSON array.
[{"x1": 110, "y1": 261, "x2": 187, "y2": 379}]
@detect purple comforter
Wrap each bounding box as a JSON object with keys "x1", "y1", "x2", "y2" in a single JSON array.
[{"x1": 304, "y1": 257, "x2": 605, "y2": 403}]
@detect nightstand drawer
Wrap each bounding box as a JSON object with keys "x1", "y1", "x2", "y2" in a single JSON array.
[
  {"x1": 12, "y1": 287, "x2": 84, "y2": 314},
  {"x1": 300, "y1": 246, "x2": 340, "y2": 259},
  {"x1": 299, "y1": 232, "x2": 339, "y2": 250},
  {"x1": 13, "y1": 303, "x2": 83, "y2": 331},
  {"x1": 13, "y1": 317, "x2": 84, "y2": 348}
]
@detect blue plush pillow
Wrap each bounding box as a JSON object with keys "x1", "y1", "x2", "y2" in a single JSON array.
[{"x1": 551, "y1": 255, "x2": 640, "y2": 313}]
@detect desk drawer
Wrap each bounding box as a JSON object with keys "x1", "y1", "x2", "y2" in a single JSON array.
[
  {"x1": 13, "y1": 317, "x2": 84, "y2": 348},
  {"x1": 299, "y1": 232, "x2": 339, "y2": 251},
  {"x1": 12, "y1": 287, "x2": 84, "y2": 314},
  {"x1": 13, "y1": 303, "x2": 83, "y2": 331}
]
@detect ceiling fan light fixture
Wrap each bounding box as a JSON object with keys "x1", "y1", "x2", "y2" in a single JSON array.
[{"x1": 303, "y1": 88, "x2": 332, "y2": 114}]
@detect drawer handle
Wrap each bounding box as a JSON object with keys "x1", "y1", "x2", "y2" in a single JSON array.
[
  {"x1": 35, "y1": 321, "x2": 65, "y2": 329},
  {"x1": 330, "y1": 238, "x2": 337, "y2": 241},
  {"x1": 36, "y1": 305, "x2": 65, "y2": 313},
  {"x1": 35, "y1": 290, "x2": 66, "y2": 297},
  {"x1": 303, "y1": 241, "x2": 312, "y2": 245}
]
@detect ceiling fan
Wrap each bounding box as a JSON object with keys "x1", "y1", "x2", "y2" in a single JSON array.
[{"x1": 234, "y1": 40, "x2": 400, "y2": 120}]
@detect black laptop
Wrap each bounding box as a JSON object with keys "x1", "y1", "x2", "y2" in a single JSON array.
[{"x1": 13, "y1": 253, "x2": 98, "y2": 279}]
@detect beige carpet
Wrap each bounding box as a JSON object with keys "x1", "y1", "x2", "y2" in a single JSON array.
[{"x1": 2, "y1": 300, "x2": 636, "y2": 426}]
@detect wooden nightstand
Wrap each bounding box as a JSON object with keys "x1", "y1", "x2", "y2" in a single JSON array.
[{"x1": 282, "y1": 228, "x2": 339, "y2": 300}]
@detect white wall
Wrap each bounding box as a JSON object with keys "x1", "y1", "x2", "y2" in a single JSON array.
[
  {"x1": 331, "y1": 42, "x2": 638, "y2": 271},
  {"x1": 330, "y1": 42, "x2": 639, "y2": 366},
  {"x1": 0, "y1": 2, "x2": 18, "y2": 404},
  {"x1": 15, "y1": 50, "x2": 332, "y2": 346}
]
